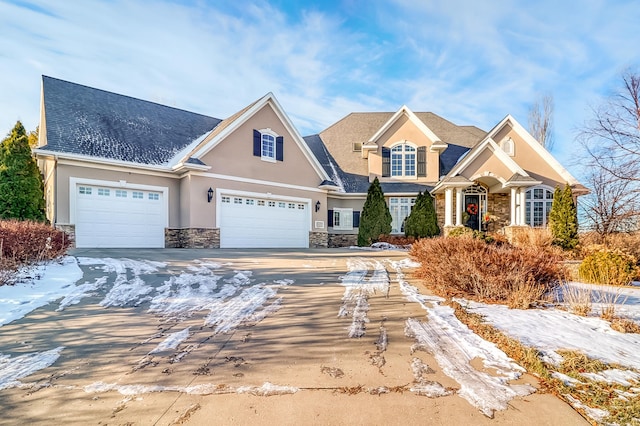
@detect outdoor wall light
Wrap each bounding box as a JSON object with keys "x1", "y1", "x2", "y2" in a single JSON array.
[
  {"x1": 207, "y1": 187, "x2": 214, "y2": 203},
  {"x1": 315, "y1": 200, "x2": 321, "y2": 212}
]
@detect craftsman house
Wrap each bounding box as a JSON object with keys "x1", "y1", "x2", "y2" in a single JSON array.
[{"x1": 35, "y1": 76, "x2": 587, "y2": 248}]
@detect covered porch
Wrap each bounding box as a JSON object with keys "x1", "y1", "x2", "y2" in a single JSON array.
[{"x1": 434, "y1": 173, "x2": 542, "y2": 235}]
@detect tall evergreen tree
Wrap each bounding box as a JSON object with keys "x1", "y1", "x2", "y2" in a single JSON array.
[
  {"x1": 404, "y1": 191, "x2": 440, "y2": 238},
  {"x1": 548, "y1": 184, "x2": 578, "y2": 250},
  {"x1": 0, "y1": 121, "x2": 46, "y2": 221},
  {"x1": 357, "y1": 177, "x2": 392, "y2": 246}
]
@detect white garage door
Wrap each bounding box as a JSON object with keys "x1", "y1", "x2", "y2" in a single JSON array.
[
  {"x1": 219, "y1": 195, "x2": 309, "y2": 248},
  {"x1": 74, "y1": 184, "x2": 166, "y2": 248}
]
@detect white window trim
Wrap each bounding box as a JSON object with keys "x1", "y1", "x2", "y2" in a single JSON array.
[
  {"x1": 69, "y1": 177, "x2": 168, "y2": 226},
  {"x1": 525, "y1": 185, "x2": 554, "y2": 227},
  {"x1": 259, "y1": 128, "x2": 278, "y2": 162},
  {"x1": 390, "y1": 141, "x2": 418, "y2": 178},
  {"x1": 333, "y1": 208, "x2": 353, "y2": 231}
]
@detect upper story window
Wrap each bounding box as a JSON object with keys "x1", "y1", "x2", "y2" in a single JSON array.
[
  {"x1": 382, "y1": 142, "x2": 425, "y2": 178},
  {"x1": 525, "y1": 186, "x2": 554, "y2": 227},
  {"x1": 391, "y1": 143, "x2": 416, "y2": 177},
  {"x1": 253, "y1": 129, "x2": 284, "y2": 162}
]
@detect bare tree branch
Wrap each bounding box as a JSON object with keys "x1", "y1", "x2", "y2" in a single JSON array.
[{"x1": 528, "y1": 93, "x2": 554, "y2": 150}]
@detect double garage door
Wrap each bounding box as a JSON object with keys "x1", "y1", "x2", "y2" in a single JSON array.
[
  {"x1": 74, "y1": 184, "x2": 166, "y2": 248},
  {"x1": 218, "y1": 194, "x2": 310, "y2": 248}
]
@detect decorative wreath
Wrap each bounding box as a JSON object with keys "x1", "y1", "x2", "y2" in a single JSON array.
[{"x1": 466, "y1": 203, "x2": 478, "y2": 215}]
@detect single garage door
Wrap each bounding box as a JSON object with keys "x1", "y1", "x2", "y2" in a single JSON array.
[
  {"x1": 74, "y1": 184, "x2": 166, "y2": 248},
  {"x1": 219, "y1": 194, "x2": 309, "y2": 248}
]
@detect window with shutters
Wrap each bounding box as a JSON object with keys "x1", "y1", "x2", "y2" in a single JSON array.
[
  {"x1": 253, "y1": 129, "x2": 284, "y2": 162},
  {"x1": 383, "y1": 142, "x2": 425, "y2": 178}
]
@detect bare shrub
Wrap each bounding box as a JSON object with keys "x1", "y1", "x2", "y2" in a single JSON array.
[
  {"x1": 0, "y1": 220, "x2": 71, "y2": 285},
  {"x1": 561, "y1": 285, "x2": 593, "y2": 316},
  {"x1": 596, "y1": 285, "x2": 629, "y2": 320},
  {"x1": 410, "y1": 236, "x2": 563, "y2": 307},
  {"x1": 377, "y1": 234, "x2": 416, "y2": 247}
]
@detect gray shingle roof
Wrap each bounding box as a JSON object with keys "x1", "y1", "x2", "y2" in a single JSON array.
[{"x1": 40, "y1": 76, "x2": 222, "y2": 165}]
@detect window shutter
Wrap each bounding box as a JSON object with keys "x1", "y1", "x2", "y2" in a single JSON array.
[
  {"x1": 353, "y1": 211, "x2": 360, "y2": 228},
  {"x1": 276, "y1": 136, "x2": 284, "y2": 161},
  {"x1": 382, "y1": 147, "x2": 390, "y2": 177},
  {"x1": 253, "y1": 130, "x2": 261, "y2": 157},
  {"x1": 417, "y1": 146, "x2": 426, "y2": 177},
  {"x1": 327, "y1": 209, "x2": 334, "y2": 227}
]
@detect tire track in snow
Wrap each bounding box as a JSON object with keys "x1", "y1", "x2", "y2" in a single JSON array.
[{"x1": 338, "y1": 258, "x2": 390, "y2": 338}]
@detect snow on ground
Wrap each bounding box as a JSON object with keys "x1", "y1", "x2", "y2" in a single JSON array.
[
  {"x1": 338, "y1": 258, "x2": 390, "y2": 338},
  {"x1": 84, "y1": 381, "x2": 299, "y2": 396},
  {"x1": 0, "y1": 257, "x2": 83, "y2": 327},
  {"x1": 391, "y1": 260, "x2": 534, "y2": 417},
  {"x1": 0, "y1": 347, "x2": 64, "y2": 390},
  {"x1": 464, "y1": 300, "x2": 640, "y2": 369},
  {"x1": 558, "y1": 281, "x2": 640, "y2": 324},
  {"x1": 580, "y1": 369, "x2": 640, "y2": 386},
  {"x1": 149, "y1": 327, "x2": 191, "y2": 354}
]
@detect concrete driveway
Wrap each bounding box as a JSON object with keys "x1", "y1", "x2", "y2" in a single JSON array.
[{"x1": 0, "y1": 248, "x2": 586, "y2": 425}]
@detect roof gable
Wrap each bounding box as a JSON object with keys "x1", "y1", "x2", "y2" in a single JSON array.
[
  {"x1": 368, "y1": 106, "x2": 442, "y2": 146},
  {"x1": 186, "y1": 93, "x2": 330, "y2": 181},
  {"x1": 39, "y1": 76, "x2": 221, "y2": 166},
  {"x1": 486, "y1": 115, "x2": 581, "y2": 186}
]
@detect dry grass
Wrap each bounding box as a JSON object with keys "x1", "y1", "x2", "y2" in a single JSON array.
[
  {"x1": 450, "y1": 300, "x2": 640, "y2": 425},
  {"x1": 562, "y1": 285, "x2": 593, "y2": 316},
  {"x1": 410, "y1": 236, "x2": 564, "y2": 308}
]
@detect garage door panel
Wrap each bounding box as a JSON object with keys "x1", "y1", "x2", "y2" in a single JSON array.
[
  {"x1": 219, "y1": 195, "x2": 309, "y2": 248},
  {"x1": 74, "y1": 184, "x2": 166, "y2": 248}
]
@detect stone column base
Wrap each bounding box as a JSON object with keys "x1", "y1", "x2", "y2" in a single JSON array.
[
  {"x1": 309, "y1": 231, "x2": 328, "y2": 248},
  {"x1": 165, "y1": 228, "x2": 220, "y2": 248},
  {"x1": 55, "y1": 224, "x2": 76, "y2": 249},
  {"x1": 328, "y1": 234, "x2": 358, "y2": 248}
]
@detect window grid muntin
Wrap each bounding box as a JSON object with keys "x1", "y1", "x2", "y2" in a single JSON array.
[
  {"x1": 390, "y1": 144, "x2": 416, "y2": 177},
  {"x1": 262, "y1": 133, "x2": 275, "y2": 159}
]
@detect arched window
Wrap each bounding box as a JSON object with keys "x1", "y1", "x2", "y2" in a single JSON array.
[
  {"x1": 391, "y1": 143, "x2": 416, "y2": 177},
  {"x1": 525, "y1": 186, "x2": 554, "y2": 227}
]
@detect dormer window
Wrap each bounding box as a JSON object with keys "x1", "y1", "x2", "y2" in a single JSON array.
[
  {"x1": 391, "y1": 143, "x2": 416, "y2": 177},
  {"x1": 253, "y1": 129, "x2": 284, "y2": 162},
  {"x1": 501, "y1": 137, "x2": 514, "y2": 156}
]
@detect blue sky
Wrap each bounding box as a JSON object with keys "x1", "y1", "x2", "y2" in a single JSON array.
[{"x1": 1, "y1": 0, "x2": 639, "y2": 178}]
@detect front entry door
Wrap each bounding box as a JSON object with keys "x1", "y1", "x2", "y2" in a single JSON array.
[{"x1": 465, "y1": 195, "x2": 480, "y2": 230}]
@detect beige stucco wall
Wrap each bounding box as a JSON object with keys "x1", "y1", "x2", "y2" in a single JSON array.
[
  {"x1": 507, "y1": 131, "x2": 568, "y2": 188},
  {"x1": 53, "y1": 162, "x2": 181, "y2": 227},
  {"x1": 182, "y1": 172, "x2": 327, "y2": 230},
  {"x1": 368, "y1": 114, "x2": 440, "y2": 183},
  {"x1": 461, "y1": 148, "x2": 513, "y2": 182},
  {"x1": 200, "y1": 104, "x2": 321, "y2": 189}
]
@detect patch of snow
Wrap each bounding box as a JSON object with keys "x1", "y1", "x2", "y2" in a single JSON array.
[
  {"x1": 84, "y1": 381, "x2": 297, "y2": 396},
  {"x1": 236, "y1": 382, "x2": 299, "y2": 396},
  {"x1": 564, "y1": 394, "x2": 609, "y2": 423},
  {"x1": 465, "y1": 300, "x2": 640, "y2": 370},
  {"x1": 411, "y1": 381, "x2": 454, "y2": 398},
  {"x1": 551, "y1": 371, "x2": 583, "y2": 387},
  {"x1": 0, "y1": 257, "x2": 83, "y2": 327},
  {"x1": 580, "y1": 369, "x2": 640, "y2": 387},
  {"x1": 56, "y1": 276, "x2": 108, "y2": 311},
  {"x1": 149, "y1": 327, "x2": 191, "y2": 354},
  {"x1": 338, "y1": 259, "x2": 389, "y2": 338},
  {"x1": 77, "y1": 257, "x2": 164, "y2": 276},
  {"x1": 0, "y1": 347, "x2": 64, "y2": 390},
  {"x1": 204, "y1": 284, "x2": 278, "y2": 333},
  {"x1": 100, "y1": 275, "x2": 153, "y2": 307},
  {"x1": 148, "y1": 273, "x2": 223, "y2": 320},
  {"x1": 559, "y1": 282, "x2": 640, "y2": 324},
  {"x1": 405, "y1": 314, "x2": 533, "y2": 417}
]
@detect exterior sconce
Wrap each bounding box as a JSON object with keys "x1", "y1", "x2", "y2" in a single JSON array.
[
  {"x1": 315, "y1": 200, "x2": 321, "y2": 212},
  {"x1": 207, "y1": 187, "x2": 214, "y2": 203}
]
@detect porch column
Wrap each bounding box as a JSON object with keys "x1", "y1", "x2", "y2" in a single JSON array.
[
  {"x1": 444, "y1": 188, "x2": 453, "y2": 226},
  {"x1": 455, "y1": 188, "x2": 463, "y2": 226},
  {"x1": 510, "y1": 187, "x2": 517, "y2": 225},
  {"x1": 519, "y1": 189, "x2": 527, "y2": 226}
]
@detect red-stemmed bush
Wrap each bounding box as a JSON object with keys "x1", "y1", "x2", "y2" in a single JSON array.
[{"x1": 0, "y1": 220, "x2": 71, "y2": 284}]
